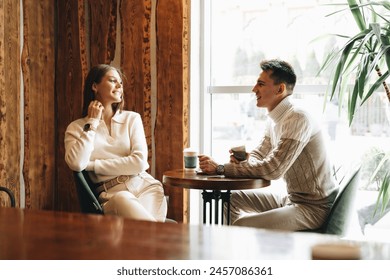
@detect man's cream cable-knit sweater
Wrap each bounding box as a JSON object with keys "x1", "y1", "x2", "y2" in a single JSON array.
[{"x1": 224, "y1": 97, "x2": 337, "y2": 205}]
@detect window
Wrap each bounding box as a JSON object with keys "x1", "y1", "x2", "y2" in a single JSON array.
[{"x1": 191, "y1": 0, "x2": 390, "y2": 239}]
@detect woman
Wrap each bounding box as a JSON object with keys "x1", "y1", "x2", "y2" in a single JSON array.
[{"x1": 65, "y1": 64, "x2": 167, "y2": 222}]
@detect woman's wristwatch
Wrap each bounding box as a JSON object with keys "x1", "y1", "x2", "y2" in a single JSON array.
[{"x1": 83, "y1": 123, "x2": 97, "y2": 132}]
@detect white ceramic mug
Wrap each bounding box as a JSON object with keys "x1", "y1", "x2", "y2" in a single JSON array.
[{"x1": 183, "y1": 148, "x2": 198, "y2": 170}]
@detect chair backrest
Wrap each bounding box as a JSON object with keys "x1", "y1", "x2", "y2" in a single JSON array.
[
  {"x1": 0, "y1": 186, "x2": 16, "y2": 207},
  {"x1": 320, "y1": 164, "x2": 361, "y2": 235},
  {"x1": 73, "y1": 171, "x2": 103, "y2": 214}
]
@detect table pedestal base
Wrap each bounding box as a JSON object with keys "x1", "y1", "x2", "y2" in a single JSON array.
[{"x1": 202, "y1": 190, "x2": 231, "y2": 225}]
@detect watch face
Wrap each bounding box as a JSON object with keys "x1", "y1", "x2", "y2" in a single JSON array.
[
  {"x1": 217, "y1": 165, "x2": 224, "y2": 175},
  {"x1": 83, "y1": 123, "x2": 91, "y2": 131}
]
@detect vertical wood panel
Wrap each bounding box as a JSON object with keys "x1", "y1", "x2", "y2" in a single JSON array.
[
  {"x1": 0, "y1": 0, "x2": 20, "y2": 207},
  {"x1": 0, "y1": 1, "x2": 190, "y2": 216},
  {"x1": 155, "y1": 0, "x2": 190, "y2": 222},
  {"x1": 120, "y1": 0, "x2": 153, "y2": 166},
  {"x1": 21, "y1": 0, "x2": 55, "y2": 209},
  {"x1": 88, "y1": 0, "x2": 117, "y2": 66},
  {"x1": 182, "y1": 0, "x2": 190, "y2": 222},
  {"x1": 55, "y1": 0, "x2": 88, "y2": 211}
]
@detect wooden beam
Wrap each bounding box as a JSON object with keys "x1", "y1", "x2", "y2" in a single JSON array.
[
  {"x1": 120, "y1": 0, "x2": 153, "y2": 166},
  {"x1": 0, "y1": 0, "x2": 20, "y2": 207},
  {"x1": 155, "y1": 0, "x2": 190, "y2": 222},
  {"x1": 55, "y1": 0, "x2": 88, "y2": 211},
  {"x1": 88, "y1": 0, "x2": 117, "y2": 65},
  {"x1": 21, "y1": 0, "x2": 55, "y2": 209}
]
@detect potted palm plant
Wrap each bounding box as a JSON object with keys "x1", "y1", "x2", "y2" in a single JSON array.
[{"x1": 320, "y1": 0, "x2": 390, "y2": 214}]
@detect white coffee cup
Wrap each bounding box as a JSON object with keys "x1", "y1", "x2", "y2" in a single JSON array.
[{"x1": 183, "y1": 148, "x2": 198, "y2": 170}]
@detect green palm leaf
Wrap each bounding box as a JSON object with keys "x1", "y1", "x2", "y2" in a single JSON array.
[
  {"x1": 349, "y1": 83, "x2": 359, "y2": 125},
  {"x1": 330, "y1": 33, "x2": 366, "y2": 99},
  {"x1": 347, "y1": 0, "x2": 367, "y2": 31},
  {"x1": 375, "y1": 172, "x2": 390, "y2": 215},
  {"x1": 361, "y1": 70, "x2": 390, "y2": 103},
  {"x1": 357, "y1": 54, "x2": 370, "y2": 98},
  {"x1": 365, "y1": 44, "x2": 390, "y2": 81},
  {"x1": 323, "y1": 0, "x2": 390, "y2": 216},
  {"x1": 381, "y1": 29, "x2": 390, "y2": 71}
]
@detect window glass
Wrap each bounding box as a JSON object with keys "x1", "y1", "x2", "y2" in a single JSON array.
[
  {"x1": 210, "y1": 0, "x2": 351, "y2": 86},
  {"x1": 202, "y1": 0, "x2": 390, "y2": 238},
  {"x1": 208, "y1": 0, "x2": 390, "y2": 168}
]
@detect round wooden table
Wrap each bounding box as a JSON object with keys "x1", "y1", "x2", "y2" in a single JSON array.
[{"x1": 163, "y1": 169, "x2": 270, "y2": 225}]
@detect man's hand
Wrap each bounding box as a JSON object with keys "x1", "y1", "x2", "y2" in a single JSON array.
[
  {"x1": 198, "y1": 154, "x2": 219, "y2": 175},
  {"x1": 229, "y1": 149, "x2": 249, "y2": 163}
]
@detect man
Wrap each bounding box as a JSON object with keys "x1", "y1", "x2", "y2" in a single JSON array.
[{"x1": 198, "y1": 59, "x2": 337, "y2": 231}]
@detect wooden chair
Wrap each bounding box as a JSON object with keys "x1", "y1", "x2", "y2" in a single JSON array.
[
  {"x1": 73, "y1": 170, "x2": 176, "y2": 223},
  {"x1": 0, "y1": 186, "x2": 16, "y2": 207},
  {"x1": 303, "y1": 163, "x2": 361, "y2": 236}
]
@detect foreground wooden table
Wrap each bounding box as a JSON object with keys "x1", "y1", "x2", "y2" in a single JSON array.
[
  {"x1": 163, "y1": 169, "x2": 270, "y2": 225},
  {"x1": 1, "y1": 207, "x2": 389, "y2": 260}
]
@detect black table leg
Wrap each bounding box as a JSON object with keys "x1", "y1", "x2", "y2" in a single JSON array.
[
  {"x1": 221, "y1": 190, "x2": 231, "y2": 225},
  {"x1": 201, "y1": 190, "x2": 232, "y2": 225},
  {"x1": 214, "y1": 191, "x2": 220, "y2": 224},
  {"x1": 202, "y1": 190, "x2": 212, "y2": 224}
]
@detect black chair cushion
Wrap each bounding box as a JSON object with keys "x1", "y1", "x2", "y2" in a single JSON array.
[{"x1": 73, "y1": 171, "x2": 103, "y2": 214}]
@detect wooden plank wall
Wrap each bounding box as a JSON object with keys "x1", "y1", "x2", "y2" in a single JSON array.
[
  {"x1": 55, "y1": 0, "x2": 88, "y2": 212},
  {"x1": 0, "y1": 0, "x2": 20, "y2": 207},
  {"x1": 155, "y1": 0, "x2": 190, "y2": 222},
  {"x1": 0, "y1": 0, "x2": 189, "y2": 222},
  {"x1": 120, "y1": 0, "x2": 153, "y2": 166},
  {"x1": 21, "y1": 1, "x2": 56, "y2": 210},
  {"x1": 88, "y1": 0, "x2": 117, "y2": 66}
]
